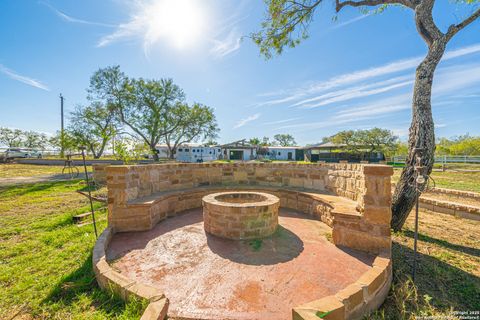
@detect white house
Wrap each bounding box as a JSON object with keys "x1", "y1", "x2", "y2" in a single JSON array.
[{"x1": 219, "y1": 140, "x2": 257, "y2": 161}]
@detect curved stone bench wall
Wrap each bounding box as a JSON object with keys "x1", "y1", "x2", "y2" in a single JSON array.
[{"x1": 107, "y1": 163, "x2": 393, "y2": 254}]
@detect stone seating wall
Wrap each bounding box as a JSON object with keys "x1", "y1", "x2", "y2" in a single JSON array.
[{"x1": 106, "y1": 162, "x2": 393, "y2": 254}]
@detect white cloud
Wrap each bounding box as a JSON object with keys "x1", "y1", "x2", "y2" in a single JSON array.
[
  {"x1": 330, "y1": 14, "x2": 371, "y2": 30},
  {"x1": 210, "y1": 28, "x2": 241, "y2": 59},
  {"x1": 257, "y1": 43, "x2": 480, "y2": 108},
  {"x1": 275, "y1": 61, "x2": 480, "y2": 133},
  {"x1": 333, "y1": 102, "x2": 411, "y2": 121},
  {"x1": 263, "y1": 117, "x2": 303, "y2": 125},
  {"x1": 433, "y1": 64, "x2": 480, "y2": 95},
  {"x1": 40, "y1": 1, "x2": 115, "y2": 27},
  {"x1": 0, "y1": 64, "x2": 49, "y2": 91},
  {"x1": 291, "y1": 76, "x2": 413, "y2": 109},
  {"x1": 234, "y1": 113, "x2": 261, "y2": 129},
  {"x1": 97, "y1": 18, "x2": 143, "y2": 48}
]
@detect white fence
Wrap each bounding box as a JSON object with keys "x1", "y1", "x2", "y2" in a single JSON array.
[{"x1": 391, "y1": 155, "x2": 480, "y2": 164}]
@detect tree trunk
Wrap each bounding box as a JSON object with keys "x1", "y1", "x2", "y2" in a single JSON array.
[
  {"x1": 391, "y1": 39, "x2": 446, "y2": 231},
  {"x1": 152, "y1": 148, "x2": 159, "y2": 162}
]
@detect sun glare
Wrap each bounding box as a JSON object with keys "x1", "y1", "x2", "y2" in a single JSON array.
[{"x1": 145, "y1": 0, "x2": 206, "y2": 49}]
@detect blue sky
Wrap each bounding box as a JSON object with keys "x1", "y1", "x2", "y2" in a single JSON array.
[{"x1": 0, "y1": 0, "x2": 479, "y2": 145}]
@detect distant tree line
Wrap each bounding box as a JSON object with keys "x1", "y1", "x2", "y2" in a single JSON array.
[
  {"x1": 0, "y1": 66, "x2": 220, "y2": 161},
  {"x1": 323, "y1": 128, "x2": 399, "y2": 156},
  {"x1": 436, "y1": 134, "x2": 480, "y2": 156},
  {"x1": 85, "y1": 66, "x2": 219, "y2": 160},
  {"x1": 248, "y1": 134, "x2": 297, "y2": 147},
  {"x1": 0, "y1": 127, "x2": 50, "y2": 149}
]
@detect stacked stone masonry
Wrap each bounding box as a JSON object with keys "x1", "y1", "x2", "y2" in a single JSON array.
[
  {"x1": 98, "y1": 162, "x2": 394, "y2": 320},
  {"x1": 390, "y1": 184, "x2": 480, "y2": 221},
  {"x1": 92, "y1": 163, "x2": 110, "y2": 185},
  {"x1": 203, "y1": 192, "x2": 280, "y2": 240}
]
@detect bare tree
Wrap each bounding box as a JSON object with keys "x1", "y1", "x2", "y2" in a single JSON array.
[{"x1": 253, "y1": 0, "x2": 480, "y2": 230}]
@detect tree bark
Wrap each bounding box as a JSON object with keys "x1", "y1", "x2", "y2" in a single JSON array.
[
  {"x1": 391, "y1": 39, "x2": 446, "y2": 231},
  {"x1": 152, "y1": 147, "x2": 160, "y2": 162}
]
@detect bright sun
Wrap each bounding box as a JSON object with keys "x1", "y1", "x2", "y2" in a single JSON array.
[{"x1": 145, "y1": 0, "x2": 206, "y2": 49}]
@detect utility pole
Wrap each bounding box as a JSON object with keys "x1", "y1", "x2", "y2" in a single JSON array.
[{"x1": 60, "y1": 94, "x2": 65, "y2": 158}]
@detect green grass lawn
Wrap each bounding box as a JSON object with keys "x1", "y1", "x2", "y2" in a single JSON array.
[
  {"x1": 393, "y1": 168, "x2": 480, "y2": 193},
  {"x1": 0, "y1": 166, "x2": 478, "y2": 319},
  {"x1": 370, "y1": 210, "x2": 480, "y2": 319},
  {"x1": 0, "y1": 180, "x2": 146, "y2": 319},
  {"x1": 0, "y1": 164, "x2": 67, "y2": 178}
]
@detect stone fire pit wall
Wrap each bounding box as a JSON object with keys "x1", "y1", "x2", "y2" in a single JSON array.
[{"x1": 203, "y1": 192, "x2": 280, "y2": 240}]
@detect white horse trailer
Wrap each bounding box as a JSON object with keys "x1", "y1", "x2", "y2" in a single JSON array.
[{"x1": 176, "y1": 146, "x2": 222, "y2": 163}]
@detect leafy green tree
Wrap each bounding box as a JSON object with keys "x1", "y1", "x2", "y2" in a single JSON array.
[
  {"x1": 88, "y1": 66, "x2": 193, "y2": 161},
  {"x1": 329, "y1": 130, "x2": 359, "y2": 153},
  {"x1": 450, "y1": 136, "x2": 480, "y2": 155},
  {"x1": 249, "y1": 137, "x2": 261, "y2": 146},
  {"x1": 253, "y1": 0, "x2": 480, "y2": 231},
  {"x1": 49, "y1": 131, "x2": 77, "y2": 154},
  {"x1": 205, "y1": 139, "x2": 219, "y2": 146},
  {"x1": 435, "y1": 137, "x2": 454, "y2": 155},
  {"x1": 328, "y1": 128, "x2": 398, "y2": 154},
  {"x1": 249, "y1": 137, "x2": 268, "y2": 157},
  {"x1": 273, "y1": 133, "x2": 297, "y2": 147},
  {"x1": 67, "y1": 103, "x2": 119, "y2": 159},
  {"x1": 435, "y1": 135, "x2": 480, "y2": 156},
  {"x1": 261, "y1": 136, "x2": 271, "y2": 146},
  {"x1": 161, "y1": 103, "x2": 219, "y2": 159},
  {"x1": 0, "y1": 127, "x2": 23, "y2": 147},
  {"x1": 22, "y1": 131, "x2": 49, "y2": 149},
  {"x1": 114, "y1": 137, "x2": 151, "y2": 164},
  {"x1": 389, "y1": 142, "x2": 408, "y2": 157},
  {"x1": 359, "y1": 128, "x2": 398, "y2": 154}
]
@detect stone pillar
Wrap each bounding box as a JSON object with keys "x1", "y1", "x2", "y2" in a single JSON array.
[
  {"x1": 92, "y1": 163, "x2": 110, "y2": 185},
  {"x1": 332, "y1": 164, "x2": 393, "y2": 254},
  {"x1": 107, "y1": 166, "x2": 151, "y2": 232}
]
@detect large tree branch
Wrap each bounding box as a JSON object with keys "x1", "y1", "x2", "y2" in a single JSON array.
[
  {"x1": 336, "y1": 0, "x2": 414, "y2": 11},
  {"x1": 446, "y1": 8, "x2": 480, "y2": 42},
  {"x1": 414, "y1": 0, "x2": 443, "y2": 47}
]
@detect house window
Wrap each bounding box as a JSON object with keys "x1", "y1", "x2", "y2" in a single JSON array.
[
  {"x1": 185, "y1": 149, "x2": 189, "y2": 152},
  {"x1": 278, "y1": 152, "x2": 281, "y2": 156},
  {"x1": 193, "y1": 149, "x2": 196, "y2": 152},
  {"x1": 178, "y1": 148, "x2": 183, "y2": 152}
]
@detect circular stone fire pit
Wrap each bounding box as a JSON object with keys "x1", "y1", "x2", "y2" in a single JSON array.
[{"x1": 202, "y1": 191, "x2": 279, "y2": 240}]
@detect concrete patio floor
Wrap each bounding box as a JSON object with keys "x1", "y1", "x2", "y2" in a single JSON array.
[{"x1": 107, "y1": 208, "x2": 375, "y2": 320}]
